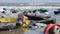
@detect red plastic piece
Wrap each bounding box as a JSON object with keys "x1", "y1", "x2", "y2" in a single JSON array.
[{"x1": 44, "y1": 24, "x2": 60, "y2": 34}]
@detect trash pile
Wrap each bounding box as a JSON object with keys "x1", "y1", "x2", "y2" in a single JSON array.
[{"x1": 0, "y1": 8, "x2": 60, "y2": 34}]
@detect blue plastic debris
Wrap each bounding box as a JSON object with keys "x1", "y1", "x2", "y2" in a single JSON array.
[
  {"x1": 28, "y1": 23, "x2": 37, "y2": 28},
  {"x1": 58, "y1": 9, "x2": 60, "y2": 12}
]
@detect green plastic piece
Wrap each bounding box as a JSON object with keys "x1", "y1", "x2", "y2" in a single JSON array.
[{"x1": 38, "y1": 8, "x2": 48, "y2": 13}]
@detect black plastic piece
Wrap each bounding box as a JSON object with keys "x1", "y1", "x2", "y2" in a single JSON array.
[
  {"x1": 40, "y1": 19, "x2": 56, "y2": 24},
  {"x1": 25, "y1": 15, "x2": 44, "y2": 20},
  {"x1": 57, "y1": 28, "x2": 59, "y2": 30},
  {"x1": 54, "y1": 11, "x2": 59, "y2": 14},
  {"x1": 48, "y1": 27, "x2": 55, "y2": 34},
  {"x1": 2, "y1": 11, "x2": 5, "y2": 13},
  {"x1": 3, "y1": 8, "x2": 6, "y2": 10},
  {"x1": 33, "y1": 10, "x2": 37, "y2": 13},
  {"x1": 12, "y1": 11, "x2": 16, "y2": 13},
  {"x1": 16, "y1": 23, "x2": 20, "y2": 27}
]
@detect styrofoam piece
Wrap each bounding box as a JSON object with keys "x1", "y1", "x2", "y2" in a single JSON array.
[
  {"x1": 36, "y1": 23, "x2": 47, "y2": 26},
  {"x1": 36, "y1": 23, "x2": 47, "y2": 29},
  {"x1": 45, "y1": 12, "x2": 50, "y2": 15}
]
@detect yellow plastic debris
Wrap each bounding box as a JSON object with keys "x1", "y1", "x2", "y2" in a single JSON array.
[
  {"x1": 21, "y1": 20, "x2": 30, "y2": 28},
  {"x1": 0, "y1": 17, "x2": 16, "y2": 23},
  {"x1": 10, "y1": 17, "x2": 17, "y2": 22},
  {"x1": 0, "y1": 18, "x2": 8, "y2": 22},
  {"x1": 24, "y1": 20, "x2": 30, "y2": 25},
  {"x1": 21, "y1": 20, "x2": 31, "y2": 32}
]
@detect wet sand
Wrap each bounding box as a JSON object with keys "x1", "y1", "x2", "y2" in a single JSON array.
[{"x1": 0, "y1": 29, "x2": 24, "y2": 34}]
